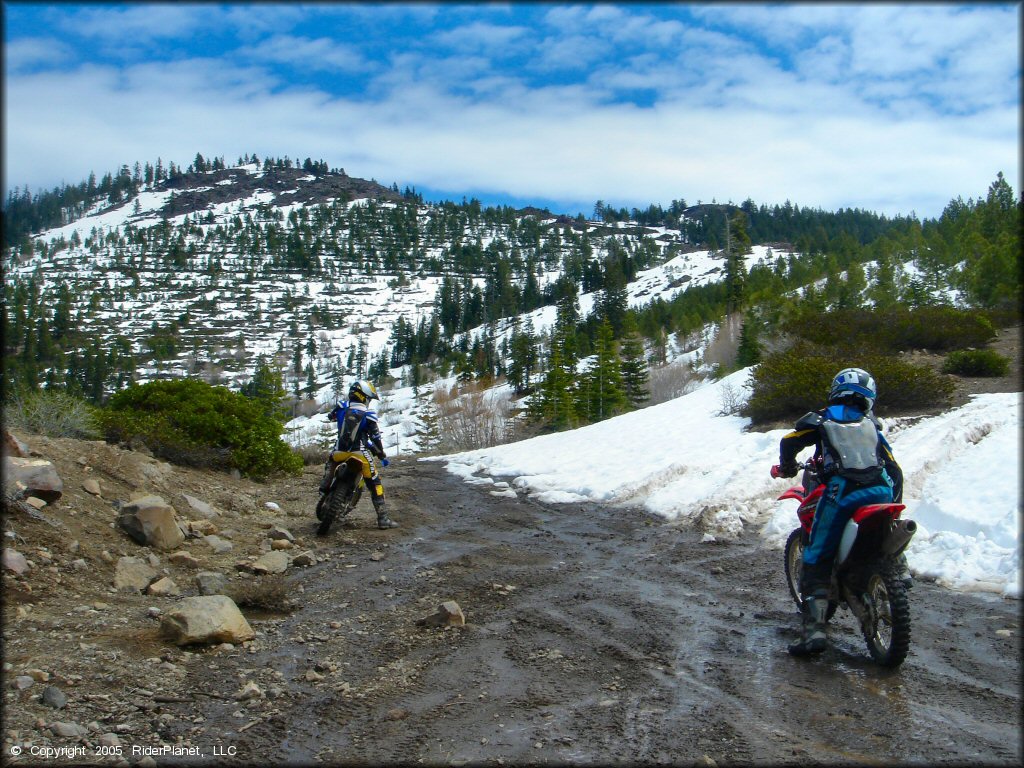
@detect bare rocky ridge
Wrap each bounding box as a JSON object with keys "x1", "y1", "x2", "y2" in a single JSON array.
[{"x1": 2, "y1": 335, "x2": 1020, "y2": 764}]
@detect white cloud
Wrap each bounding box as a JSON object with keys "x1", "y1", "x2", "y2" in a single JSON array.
[
  {"x1": 238, "y1": 35, "x2": 370, "y2": 73},
  {"x1": 531, "y1": 34, "x2": 612, "y2": 73},
  {"x1": 61, "y1": 5, "x2": 207, "y2": 42},
  {"x1": 430, "y1": 21, "x2": 530, "y2": 52},
  {"x1": 2, "y1": 4, "x2": 1018, "y2": 219},
  {"x1": 2, "y1": 37, "x2": 75, "y2": 72}
]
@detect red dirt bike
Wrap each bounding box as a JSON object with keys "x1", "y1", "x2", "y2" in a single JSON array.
[{"x1": 772, "y1": 459, "x2": 917, "y2": 667}]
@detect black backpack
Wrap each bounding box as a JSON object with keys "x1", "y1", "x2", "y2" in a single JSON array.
[{"x1": 336, "y1": 405, "x2": 367, "y2": 452}]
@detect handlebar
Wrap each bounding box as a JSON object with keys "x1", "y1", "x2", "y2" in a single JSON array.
[{"x1": 770, "y1": 459, "x2": 820, "y2": 479}]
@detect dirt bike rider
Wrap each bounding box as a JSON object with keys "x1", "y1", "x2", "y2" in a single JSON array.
[
  {"x1": 319, "y1": 379, "x2": 398, "y2": 530},
  {"x1": 772, "y1": 367, "x2": 904, "y2": 656}
]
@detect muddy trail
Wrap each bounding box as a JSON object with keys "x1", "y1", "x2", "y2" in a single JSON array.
[{"x1": 159, "y1": 458, "x2": 1020, "y2": 766}]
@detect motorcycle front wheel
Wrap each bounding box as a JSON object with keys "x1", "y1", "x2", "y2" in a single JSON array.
[
  {"x1": 861, "y1": 566, "x2": 911, "y2": 668},
  {"x1": 317, "y1": 476, "x2": 355, "y2": 537},
  {"x1": 784, "y1": 528, "x2": 837, "y2": 620},
  {"x1": 784, "y1": 529, "x2": 804, "y2": 609}
]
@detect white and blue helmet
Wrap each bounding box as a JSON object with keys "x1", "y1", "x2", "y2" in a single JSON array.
[{"x1": 828, "y1": 367, "x2": 876, "y2": 410}]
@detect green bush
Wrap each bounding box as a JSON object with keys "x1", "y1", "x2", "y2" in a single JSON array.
[
  {"x1": 941, "y1": 349, "x2": 1011, "y2": 377},
  {"x1": 742, "y1": 341, "x2": 956, "y2": 425},
  {"x1": 99, "y1": 379, "x2": 303, "y2": 479},
  {"x1": 2, "y1": 388, "x2": 101, "y2": 439},
  {"x1": 784, "y1": 306, "x2": 996, "y2": 353}
]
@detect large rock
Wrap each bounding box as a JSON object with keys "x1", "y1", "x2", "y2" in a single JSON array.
[
  {"x1": 268, "y1": 526, "x2": 294, "y2": 542},
  {"x1": 204, "y1": 535, "x2": 233, "y2": 553},
  {"x1": 3, "y1": 457, "x2": 63, "y2": 502},
  {"x1": 160, "y1": 595, "x2": 255, "y2": 646},
  {"x1": 195, "y1": 571, "x2": 228, "y2": 596},
  {"x1": 416, "y1": 600, "x2": 466, "y2": 628},
  {"x1": 3, "y1": 548, "x2": 29, "y2": 576},
  {"x1": 117, "y1": 496, "x2": 185, "y2": 550},
  {"x1": 252, "y1": 550, "x2": 289, "y2": 575},
  {"x1": 113, "y1": 557, "x2": 159, "y2": 592},
  {"x1": 183, "y1": 494, "x2": 220, "y2": 520},
  {"x1": 167, "y1": 551, "x2": 200, "y2": 569},
  {"x1": 50, "y1": 721, "x2": 88, "y2": 738},
  {"x1": 146, "y1": 576, "x2": 181, "y2": 596},
  {"x1": 3, "y1": 429, "x2": 29, "y2": 458},
  {"x1": 188, "y1": 520, "x2": 218, "y2": 536}
]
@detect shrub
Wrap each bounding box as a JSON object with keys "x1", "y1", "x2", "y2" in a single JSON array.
[
  {"x1": 941, "y1": 349, "x2": 1011, "y2": 377},
  {"x1": 227, "y1": 575, "x2": 294, "y2": 612},
  {"x1": 784, "y1": 306, "x2": 996, "y2": 353},
  {"x1": 99, "y1": 379, "x2": 303, "y2": 479},
  {"x1": 3, "y1": 388, "x2": 101, "y2": 439},
  {"x1": 742, "y1": 341, "x2": 955, "y2": 425}
]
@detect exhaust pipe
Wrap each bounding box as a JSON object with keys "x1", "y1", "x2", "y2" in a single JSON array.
[{"x1": 881, "y1": 518, "x2": 917, "y2": 556}]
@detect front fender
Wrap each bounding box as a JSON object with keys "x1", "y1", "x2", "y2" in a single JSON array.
[{"x1": 778, "y1": 486, "x2": 806, "y2": 502}]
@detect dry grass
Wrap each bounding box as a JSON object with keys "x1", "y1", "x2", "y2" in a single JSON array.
[{"x1": 432, "y1": 380, "x2": 515, "y2": 452}]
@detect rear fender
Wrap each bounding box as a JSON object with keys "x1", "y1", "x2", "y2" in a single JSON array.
[
  {"x1": 852, "y1": 503, "x2": 905, "y2": 524},
  {"x1": 836, "y1": 503, "x2": 906, "y2": 566},
  {"x1": 330, "y1": 451, "x2": 373, "y2": 479}
]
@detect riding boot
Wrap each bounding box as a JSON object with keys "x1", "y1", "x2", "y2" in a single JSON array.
[
  {"x1": 318, "y1": 461, "x2": 335, "y2": 493},
  {"x1": 896, "y1": 552, "x2": 913, "y2": 589},
  {"x1": 788, "y1": 593, "x2": 829, "y2": 656},
  {"x1": 372, "y1": 495, "x2": 398, "y2": 529}
]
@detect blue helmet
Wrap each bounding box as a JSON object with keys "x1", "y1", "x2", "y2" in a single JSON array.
[{"x1": 828, "y1": 367, "x2": 876, "y2": 410}]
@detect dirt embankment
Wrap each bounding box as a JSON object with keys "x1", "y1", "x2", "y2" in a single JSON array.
[{"x1": 2, "y1": 434, "x2": 1020, "y2": 766}]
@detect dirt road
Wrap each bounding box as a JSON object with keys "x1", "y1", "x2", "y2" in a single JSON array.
[{"x1": 161, "y1": 458, "x2": 1020, "y2": 766}]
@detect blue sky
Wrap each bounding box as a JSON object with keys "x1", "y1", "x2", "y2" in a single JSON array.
[{"x1": 3, "y1": 2, "x2": 1020, "y2": 219}]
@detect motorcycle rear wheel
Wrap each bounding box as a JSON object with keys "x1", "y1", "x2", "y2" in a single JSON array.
[
  {"x1": 317, "y1": 476, "x2": 355, "y2": 537},
  {"x1": 861, "y1": 566, "x2": 911, "y2": 668}
]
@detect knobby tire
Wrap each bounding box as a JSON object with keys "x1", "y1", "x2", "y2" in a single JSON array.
[
  {"x1": 317, "y1": 477, "x2": 355, "y2": 536},
  {"x1": 862, "y1": 565, "x2": 912, "y2": 668}
]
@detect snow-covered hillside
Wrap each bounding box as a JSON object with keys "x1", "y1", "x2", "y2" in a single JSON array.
[{"x1": 7, "y1": 163, "x2": 713, "y2": 398}]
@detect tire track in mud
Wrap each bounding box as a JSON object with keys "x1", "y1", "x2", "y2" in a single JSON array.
[{"x1": 169, "y1": 458, "x2": 1020, "y2": 766}]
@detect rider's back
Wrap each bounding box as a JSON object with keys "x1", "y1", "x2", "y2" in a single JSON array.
[{"x1": 335, "y1": 400, "x2": 371, "y2": 452}]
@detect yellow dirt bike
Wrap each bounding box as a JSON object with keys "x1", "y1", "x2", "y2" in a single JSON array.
[{"x1": 315, "y1": 451, "x2": 374, "y2": 536}]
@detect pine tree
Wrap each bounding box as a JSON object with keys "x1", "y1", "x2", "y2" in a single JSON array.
[
  {"x1": 597, "y1": 254, "x2": 629, "y2": 336},
  {"x1": 532, "y1": 342, "x2": 578, "y2": 430},
  {"x1": 531, "y1": 283, "x2": 582, "y2": 429},
  {"x1": 724, "y1": 211, "x2": 751, "y2": 313},
  {"x1": 507, "y1": 319, "x2": 538, "y2": 395},
  {"x1": 735, "y1": 311, "x2": 762, "y2": 368},
  {"x1": 618, "y1": 314, "x2": 650, "y2": 408},
  {"x1": 304, "y1": 362, "x2": 316, "y2": 396},
  {"x1": 413, "y1": 393, "x2": 442, "y2": 454},
  {"x1": 240, "y1": 355, "x2": 287, "y2": 422},
  {"x1": 581, "y1": 320, "x2": 627, "y2": 421}
]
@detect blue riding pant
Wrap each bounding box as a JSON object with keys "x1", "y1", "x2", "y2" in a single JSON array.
[{"x1": 801, "y1": 472, "x2": 893, "y2": 595}]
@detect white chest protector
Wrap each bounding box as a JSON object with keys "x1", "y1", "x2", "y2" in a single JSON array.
[{"x1": 822, "y1": 418, "x2": 880, "y2": 472}]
